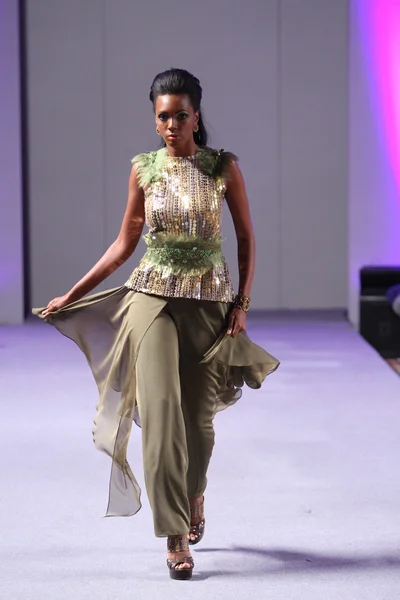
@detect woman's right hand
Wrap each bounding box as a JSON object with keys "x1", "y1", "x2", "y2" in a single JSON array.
[{"x1": 42, "y1": 293, "x2": 72, "y2": 317}]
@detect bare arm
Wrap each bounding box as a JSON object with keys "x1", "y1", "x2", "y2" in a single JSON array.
[
  {"x1": 43, "y1": 164, "x2": 145, "y2": 314},
  {"x1": 225, "y1": 161, "x2": 255, "y2": 298}
]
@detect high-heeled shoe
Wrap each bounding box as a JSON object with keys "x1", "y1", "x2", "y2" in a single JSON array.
[
  {"x1": 167, "y1": 534, "x2": 194, "y2": 580},
  {"x1": 189, "y1": 496, "x2": 205, "y2": 545}
]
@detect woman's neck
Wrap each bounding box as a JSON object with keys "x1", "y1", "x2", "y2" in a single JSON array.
[{"x1": 166, "y1": 142, "x2": 198, "y2": 158}]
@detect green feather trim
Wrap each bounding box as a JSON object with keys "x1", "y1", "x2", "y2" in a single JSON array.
[
  {"x1": 131, "y1": 150, "x2": 167, "y2": 188},
  {"x1": 131, "y1": 147, "x2": 237, "y2": 188},
  {"x1": 140, "y1": 232, "x2": 224, "y2": 276},
  {"x1": 196, "y1": 148, "x2": 238, "y2": 179},
  {"x1": 144, "y1": 231, "x2": 223, "y2": 250}
]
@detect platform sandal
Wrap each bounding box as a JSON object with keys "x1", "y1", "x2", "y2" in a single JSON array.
[
  {"x1": 189, "y1": 496, "x2": 205, "y2": 546},
  {"x1": 167, "y1": 534, "x2": 194, "y2": 581}
]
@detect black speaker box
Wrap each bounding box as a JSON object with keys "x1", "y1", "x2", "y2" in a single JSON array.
[{"x1": 359, "y1": 266, "x2": 400, "y2": 358}]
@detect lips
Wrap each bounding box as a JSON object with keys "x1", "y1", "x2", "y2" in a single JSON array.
[{"x1": 167, "y1": 134, "x2": 179, "y2": 139}]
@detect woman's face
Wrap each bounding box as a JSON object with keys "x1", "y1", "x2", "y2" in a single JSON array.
[{"x1": 154, "y1": 94, "x2": 199, "y2": 150}]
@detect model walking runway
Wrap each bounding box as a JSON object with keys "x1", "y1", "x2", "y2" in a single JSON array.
[{"x1": 30, "y1": 69, "x2": 279, "y2": 579}]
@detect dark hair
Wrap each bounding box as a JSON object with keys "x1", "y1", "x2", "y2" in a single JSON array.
[{"x1": 149, "y1": 68, "x2": 208, "y2": 147}]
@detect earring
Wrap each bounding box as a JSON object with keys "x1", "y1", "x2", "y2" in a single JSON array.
[
  {"x1": 156, "y1": 127, "x2": 160, "y2": 135},
  {"x1": 193, "y1": 124, "x2": 199, "y2": 133}
]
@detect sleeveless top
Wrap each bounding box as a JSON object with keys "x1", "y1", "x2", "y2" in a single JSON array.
[{"x1": 125, "y1": 146, "x2": 236, "y2": 302}]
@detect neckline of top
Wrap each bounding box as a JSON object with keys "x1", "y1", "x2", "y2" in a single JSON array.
[{"x1": 163, "y1": 147, "x2": 199, "y2": 160}]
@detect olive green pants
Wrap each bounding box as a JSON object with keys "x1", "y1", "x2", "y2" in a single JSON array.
[{"x1": 135, "y1": 296, "x2": 229, "y2": 537}]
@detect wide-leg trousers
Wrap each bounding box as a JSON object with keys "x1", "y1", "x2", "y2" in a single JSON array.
[
  {"x1": 33, "y1": 286, "x2": 279, "y2": 526},
  {"x1": 135, "y1": 295, "x2": 229, "y2": 537}
]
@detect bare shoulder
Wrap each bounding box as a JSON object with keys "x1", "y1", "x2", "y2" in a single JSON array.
[
  {"x1": 129, "y1": 161, "x2": 141, "y2": 186},
  {"x1": 225, "y1": 158, "x2": 246, "y2": 193},
  {"x1": 226, "y1": 158, "x2": 242, "y2": 178}
]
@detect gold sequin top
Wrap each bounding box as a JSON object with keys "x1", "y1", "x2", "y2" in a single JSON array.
[{"x1": 125, "y1": 147, "x2": 236, "y2": 302}]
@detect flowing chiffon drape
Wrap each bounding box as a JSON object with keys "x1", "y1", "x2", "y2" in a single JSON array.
[{"x1": 33, "y1": 286, "x2": 280, "y2": 517}]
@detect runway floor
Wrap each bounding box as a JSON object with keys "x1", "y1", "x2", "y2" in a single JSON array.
[{"x1": 1, "y1": 313, "x2": 400, "y2": 600}]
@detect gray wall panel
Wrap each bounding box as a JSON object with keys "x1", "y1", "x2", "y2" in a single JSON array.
[
  {"x1": 280, "y1": 0, "x2": 348, "y2": 308},
  {"x1": 27, "y1": 0, "x2": 105, "y2": 306},
  {"x1": 0, "y1": 0, "x2": 24, "y2": 323}
]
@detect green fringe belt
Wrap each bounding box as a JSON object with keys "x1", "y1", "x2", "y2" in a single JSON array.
[{"x1": 140, "y1": 232, "x2": 224, "y2": 276}]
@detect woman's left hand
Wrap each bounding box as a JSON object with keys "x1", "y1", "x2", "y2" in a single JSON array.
[{"x1": 227, "y1": 307, "x2": 246, "y2": 337}]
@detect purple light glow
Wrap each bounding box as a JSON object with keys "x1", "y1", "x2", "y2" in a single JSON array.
[
  {"x1": 371, "y1": 2, "x2": 400, "y2": 186},
  {"x1": 354, "y1": 0, "x2": 400, "y2": 259},
  {"x1": 355, "y1": 0, "x2": 400, "y2": 190}
]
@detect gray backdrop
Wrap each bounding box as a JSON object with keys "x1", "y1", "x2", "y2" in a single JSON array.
[
  {"x1": 0, "y1": 0, "x2": 24, "y2": 323},
  {"x1": 26, "y1": 0, "x2": 348, "y2": 310}
]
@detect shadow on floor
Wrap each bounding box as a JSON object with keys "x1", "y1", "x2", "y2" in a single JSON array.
[
  {"x1": 192, "y1": 546, "x2": 400, "y2": 580},
  {"x1": 3, "y1": 545, "x2": 400, "y2": 582}
]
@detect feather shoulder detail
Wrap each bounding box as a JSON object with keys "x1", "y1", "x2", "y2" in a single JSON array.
[
  {"x1": 131, "y1": 150, "x2": 166, "y2": 188},
  {"x1": 131, "y1": 147, "x2": 238, "y2": 187},
  {"x1": 197, "y1": 148, "x2": 238, "y2": 179}
]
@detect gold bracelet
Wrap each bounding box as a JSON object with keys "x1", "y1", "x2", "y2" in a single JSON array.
[{"x1": 233, "y1": 294, "x2": 250, "y2": 313}]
